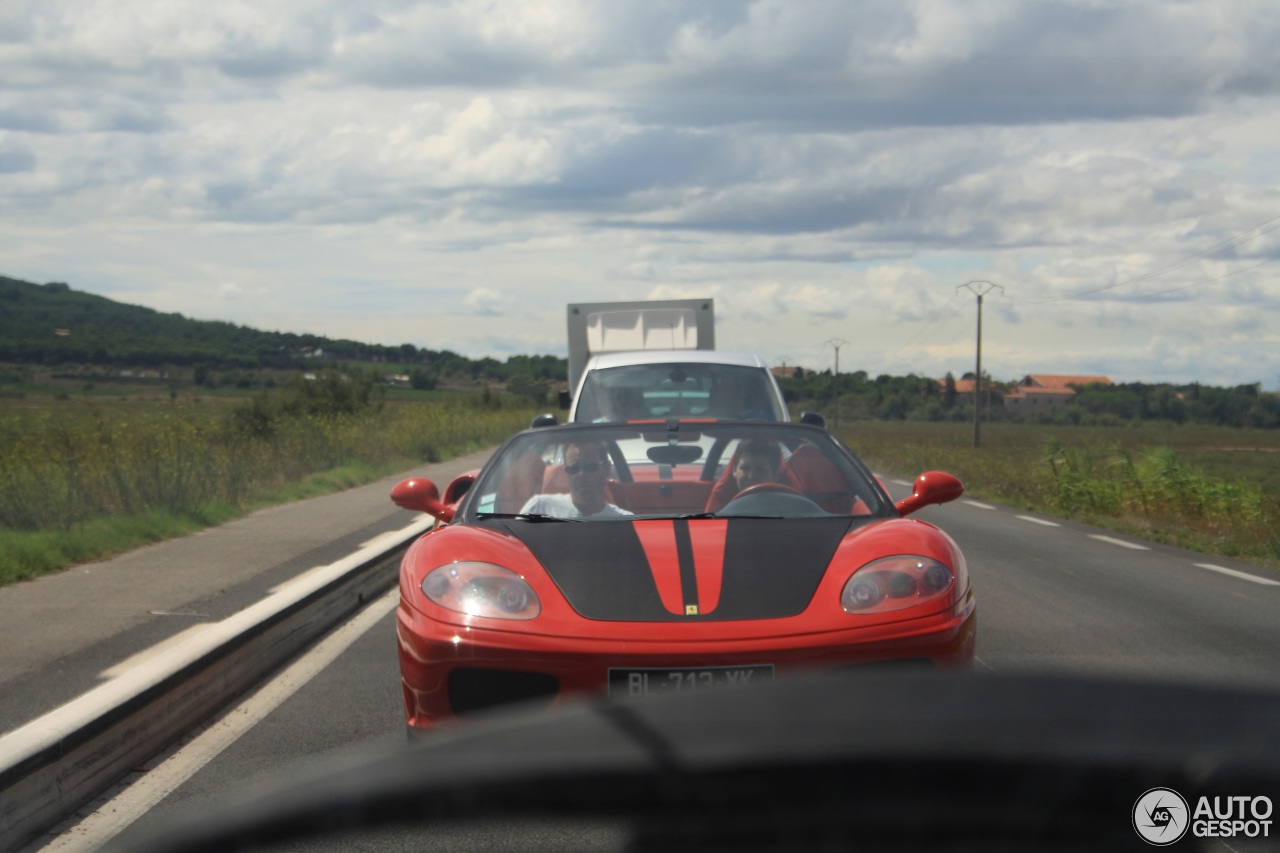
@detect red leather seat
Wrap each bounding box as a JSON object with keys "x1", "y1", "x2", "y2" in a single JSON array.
[{"x1": 779, "y1": 446, "x2": 854, "y2": 514}]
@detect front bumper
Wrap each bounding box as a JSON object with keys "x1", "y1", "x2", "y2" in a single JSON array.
[{"x1": 398, "y1": 596, "x2": 976, "y2": 730}]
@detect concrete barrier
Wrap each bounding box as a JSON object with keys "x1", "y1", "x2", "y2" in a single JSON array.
[{"x1": 0, "y1": 518, "x2": 432, "y2": 851}]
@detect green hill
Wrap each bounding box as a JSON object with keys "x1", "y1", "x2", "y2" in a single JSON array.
[
  {"x1": 0, "y1": 274, "x2": 415, "y2": 369},
  {"x1": 0, "y1": 274, "x2": 563, "y2": 384}
]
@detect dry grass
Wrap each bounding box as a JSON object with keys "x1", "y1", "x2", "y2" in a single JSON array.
[{"x1": 0, "y1": 395, "x2": 537, "y2": 583}]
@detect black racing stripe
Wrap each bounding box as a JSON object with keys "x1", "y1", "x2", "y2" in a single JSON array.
[
  {"x1": 713, "y1": 518, "x2": 851, "y2": 620},
  {"x1": 495, "y1": 520, "x2": 673, "y2": 621},
  {"x1": 493, "y1": 517, "x2": 854, "y2": 623},
  {"x1": 672, "y1": 519, "x2": 698, "y2": 613}
]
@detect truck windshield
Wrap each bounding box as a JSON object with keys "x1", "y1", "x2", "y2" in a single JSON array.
[{"x1": 573, "y1": 363, "x2": 785, "y2": 422}]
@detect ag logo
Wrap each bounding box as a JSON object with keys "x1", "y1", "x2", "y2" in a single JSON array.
[{"x1": 1133, "y1": 787, "x2": 1190, "y2": 845}]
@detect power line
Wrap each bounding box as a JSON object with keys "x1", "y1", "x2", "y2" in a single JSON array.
[
  {"x1": 868, "y1": 289, "x2": 968, "y2": 371},
  {"x1": 958, "y1": 281, "x2": 1003, "y2": 449},
  {"x1": 825, "y1": 338, "x2": 849, "y2": 428},
  {"x1": 1104, "y1": 257, "x2": 1277, "y2": 300}
]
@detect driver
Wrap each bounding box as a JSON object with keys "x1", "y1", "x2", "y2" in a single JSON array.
[
  {"x1": 519, "y1": 441, "x2": 632, "y2": 518},
  {"x1": 732, "y1": 440, "x2": 783, "y2": 493}
]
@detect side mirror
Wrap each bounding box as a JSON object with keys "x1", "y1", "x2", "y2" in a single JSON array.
[
  {"x1": 441, "y1": 474, "x2": 476, "y2": 505},
  {"x1": 391, "y1": 478, "x2": 455, "y2": 523},
  {"x1": 557, "y1": 390, "x2": 571, "y2": 410},
  {"x1": 894, "y1": 471, "x2": 964, "y2": 517}
]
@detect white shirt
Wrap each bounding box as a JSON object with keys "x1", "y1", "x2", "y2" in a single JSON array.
[{"x1": 518, "y1": 493, "x2": 632, "y2": 519}]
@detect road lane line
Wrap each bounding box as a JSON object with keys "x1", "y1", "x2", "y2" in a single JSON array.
[
  {"x1": 964, "y1": 501, "x2": 996, "y2": 510},
  {"x1": 34, "y1": 588, "x2": 399, "y2": 853},
  {"x1": 1194, "y1": 563, "x2": 1280, "y2": 586},
  {"x1": 99, "y1": 624, "x2": 214, "y2": 679},
  {"x1": 359, "y1": 526, "x2": 427, "y2": 550},
  {"x1": 1087, "y1": 534, "x2": 1150, "y2": 551},
  {"x1": 1015, "y1": 515, "x2": 1060, "y2": 527},
  {"x1": 268, "y1": 518, "x2": 430, "y2": 595}
]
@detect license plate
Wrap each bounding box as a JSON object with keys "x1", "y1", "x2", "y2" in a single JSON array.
[{"x1": 607, "y1": 664, "x2": 774, "y2": 698}]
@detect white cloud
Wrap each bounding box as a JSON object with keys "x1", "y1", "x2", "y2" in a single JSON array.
[
  {"x1": 462, "y1": 286, "x2": 512, "y2": 317},
  {"x1": 0, "y1": 0, "x2": 1277, "y2": 388}
]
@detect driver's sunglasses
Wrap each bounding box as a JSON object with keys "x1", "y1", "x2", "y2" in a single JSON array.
[{"x1": 564, "y1": 461, "x2": 604, "y2": 475}]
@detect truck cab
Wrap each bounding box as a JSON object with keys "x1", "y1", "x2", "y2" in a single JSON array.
[{"x1": 568, "y1": 350, "x2": 790, "y2": 423}]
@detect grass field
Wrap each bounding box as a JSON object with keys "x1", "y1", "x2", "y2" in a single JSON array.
[
  {"x1": 1, "y1": 397, "x2": 1276, "y2": 584},
  {"x1": 837, "y1": 420, "x2": 1280, "y2": 571},
  {"x1": 0, "y1": 391, "x2": 539, "y2": 585}
]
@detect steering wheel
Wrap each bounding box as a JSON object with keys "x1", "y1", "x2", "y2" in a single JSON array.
[
  {"x1": 719, "y1": 482, "x2": 826, "y2": 517},
  {"x1": 734, "y1": 482, "x2": 803, "y2": 499}
]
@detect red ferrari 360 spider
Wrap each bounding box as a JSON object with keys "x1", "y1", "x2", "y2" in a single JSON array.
[{"x1": 390, "y1": 419, "x2": 975, "y2": 731}]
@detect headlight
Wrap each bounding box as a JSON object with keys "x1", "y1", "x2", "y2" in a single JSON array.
[
  {"x1": 420, "y1": 562, "x2": 541, "y2": 620},
  {"x1": 841, "y1": 556, "x2": 954, "y2": 614}
]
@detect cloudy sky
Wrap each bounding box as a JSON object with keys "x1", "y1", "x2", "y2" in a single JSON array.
[{"x1": 2, "y1": 1, "x2": 1278, "y2": 388}]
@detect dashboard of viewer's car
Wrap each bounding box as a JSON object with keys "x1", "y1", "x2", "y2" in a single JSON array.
[{"x1": 112, "y1": 669, "x2": 1280, "y2": 852}]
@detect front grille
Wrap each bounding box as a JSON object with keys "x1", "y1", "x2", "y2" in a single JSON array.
[{"x1": 448, "y1": 667, "x2": 560, "y2": 718}]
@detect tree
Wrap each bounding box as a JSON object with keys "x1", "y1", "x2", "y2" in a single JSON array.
[{"x1": 409, "y1": 368, "x2": 437, "y2": 391}]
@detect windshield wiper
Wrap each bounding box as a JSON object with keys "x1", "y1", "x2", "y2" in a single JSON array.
[{"x1": 475, "y1": 512, "x2": 577, "y2": 523}]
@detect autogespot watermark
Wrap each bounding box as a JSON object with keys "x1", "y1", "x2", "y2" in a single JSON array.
[{"x1": 1133, "y1": 788, "x2": 1273, "y2": 846}]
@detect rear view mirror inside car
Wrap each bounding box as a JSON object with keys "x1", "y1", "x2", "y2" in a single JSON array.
[{"x1": 647, "y1": 445, "x2": 704, "y2": 466}]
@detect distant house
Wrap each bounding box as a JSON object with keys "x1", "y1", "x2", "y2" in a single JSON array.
[
  {"x1": 935, "y1": 377, "x2": 981, "y2": 404},
  {"x1": 54, "y1": 328, "x2": 71, "y2": 336},
  {"x1": 1002, "y1": 374, "x2": 1113, "y2": 412}
]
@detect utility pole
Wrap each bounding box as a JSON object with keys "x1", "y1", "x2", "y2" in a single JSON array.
[
  {"x1": 956, "y1": 281, "x2": 1003, "y2": 448},
  {"x1": 825, "y1": 338, "x2": 848, "y2": 429}
]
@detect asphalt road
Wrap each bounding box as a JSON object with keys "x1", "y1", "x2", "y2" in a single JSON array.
[{"x1": 24, "y1": 470, "x2": 1280, "y2": 852}]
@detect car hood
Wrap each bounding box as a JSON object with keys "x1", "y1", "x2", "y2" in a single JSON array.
[{"x1": 483, "y1": 517, "x2": 856, "y2": 622}]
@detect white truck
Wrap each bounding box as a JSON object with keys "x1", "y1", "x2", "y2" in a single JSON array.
[
  {"x1": 562, "y1": 299, "x2": 789, "y2": 423},
  {"x1": 566, "y1": 298, "x2": 716, "y2": 393}
]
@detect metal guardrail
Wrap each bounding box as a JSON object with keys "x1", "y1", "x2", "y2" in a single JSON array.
[{"x1": 0, "y1": 518, "x2": 431, "y2": 852}]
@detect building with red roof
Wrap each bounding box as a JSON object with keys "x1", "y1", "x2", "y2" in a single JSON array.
[{"x1": 1001, "y1": 374, "x2": 1113, "y2": 413}]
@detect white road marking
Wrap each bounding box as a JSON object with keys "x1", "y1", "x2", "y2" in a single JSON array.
[
  {"x1": 34, "y1": 588, "x2": 399, "y2": 853},
  {"x1": 267, "y1": 561, "x2": 343, "y2": 594},
  {"x1": 1194, "y1": 563, "x2": 1280, "y2": 586},
  {"x1": 1015, "y1": 515, "x2": 1060, "y2": 527},
  {"x1": 360, "y1": 527, "x2": 419, "y2": 550},
  {"x1": 99, "y1": 624, "x2": 214, "y2": 679},
  {"x1": 269, "y1": 518, "x2": 428, "y2": 595},
  {"x1": 1087, "y1": 534, "x2": 1150, "y2": 551},
  {"x1": 890, "y1": 479, "x2": 912, "y2": 487},
  {"x1": 964, "y1": 500, "x2": 996, "y2": 510}
]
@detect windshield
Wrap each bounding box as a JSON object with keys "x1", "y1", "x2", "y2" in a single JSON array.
[
  {"x1": 573, "y1": 363, "x2": 786, "y2": 423},
  {"x1": 466, "y1": 423, "x2": 886, "y2": 521}
]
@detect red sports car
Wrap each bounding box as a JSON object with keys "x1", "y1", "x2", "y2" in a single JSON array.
[{"x1": 390, "y1": 419, "x2": 975, "y2": 732}]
